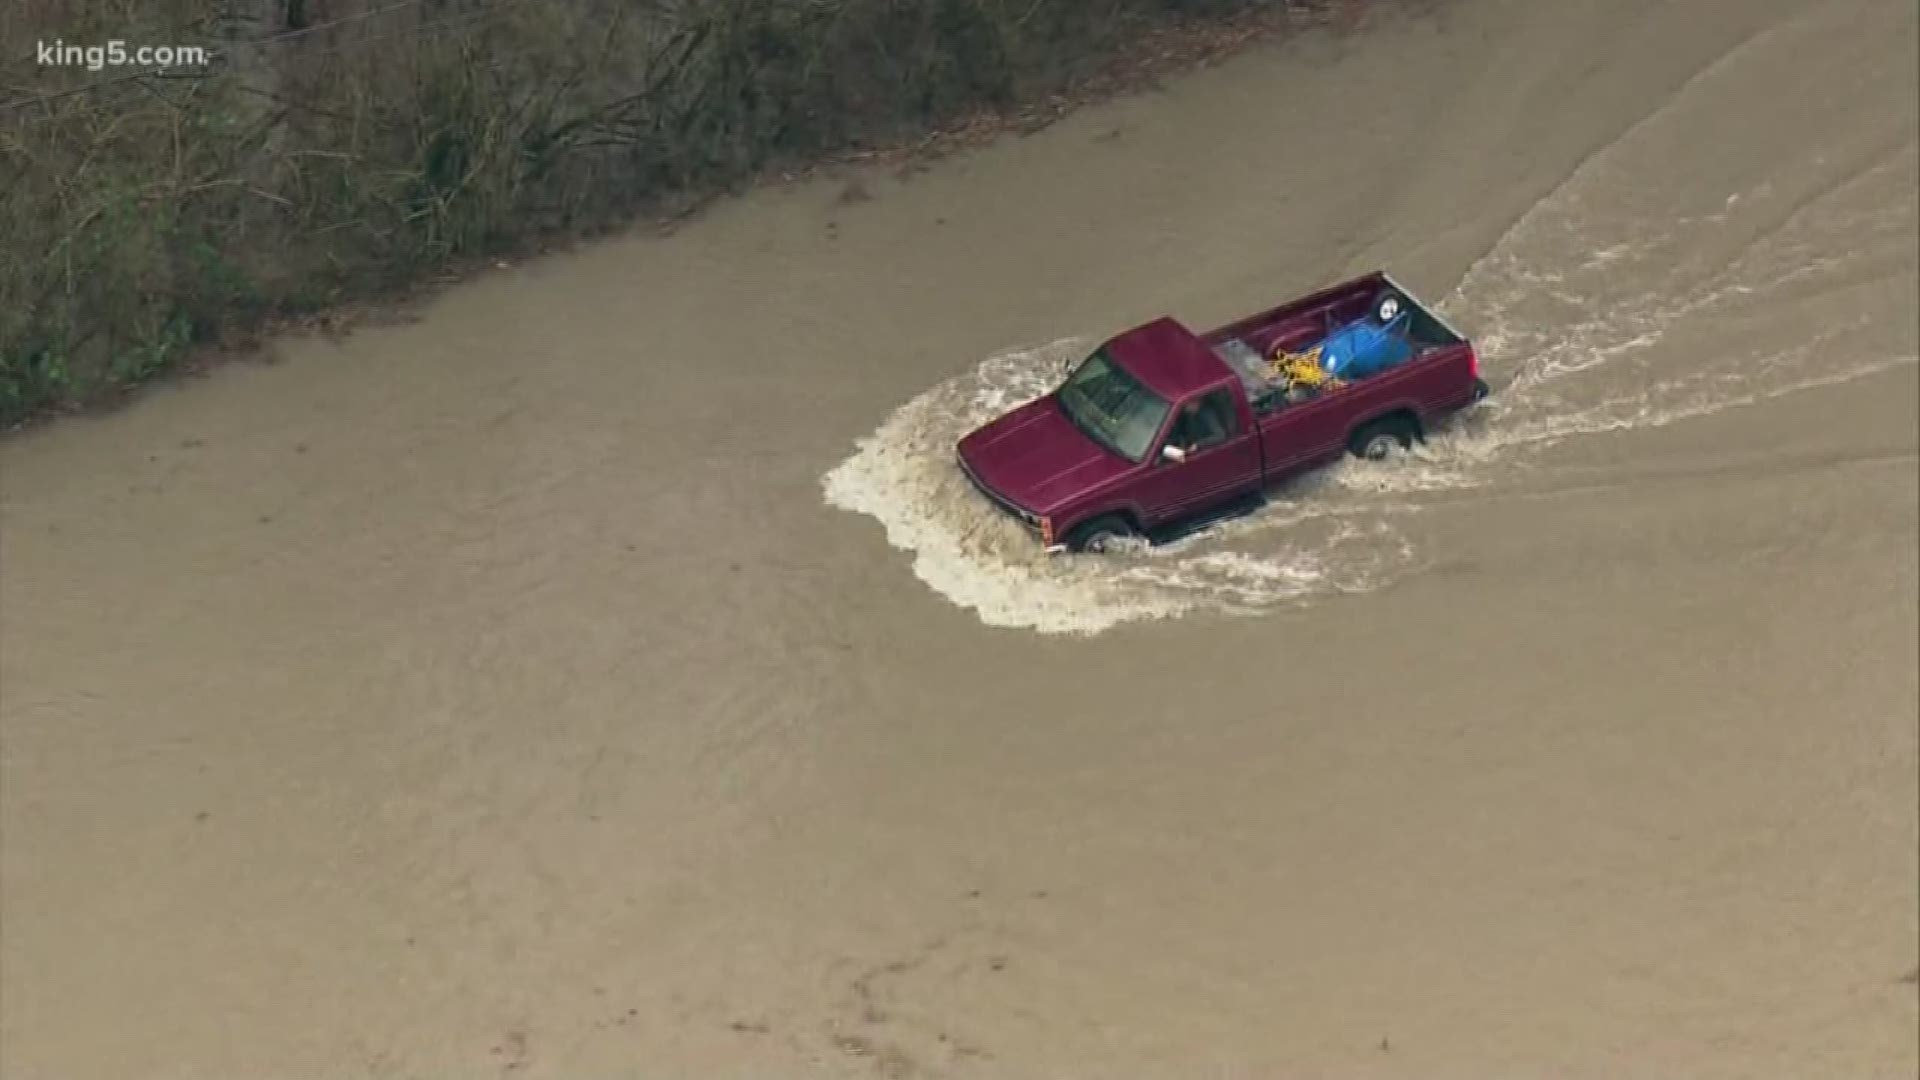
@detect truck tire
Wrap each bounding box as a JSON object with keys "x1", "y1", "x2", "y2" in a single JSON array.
[
  {"x1": 1349, "y1": 414, "x2": 1419, "y2": 461},
  {"x1": 1070, "y1": 515, "x2": 1140, "y2": 554},
  {"x1": 1372, "y1": 288, "x2": 1404, "y2": 324},
  {"x1": 1471, "y1": 377, "x2": 1491, "y2": 403}
]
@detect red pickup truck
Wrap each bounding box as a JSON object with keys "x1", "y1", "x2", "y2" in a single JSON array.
[{"x1": 956, "y1": 271, "x2": 1487, "y2": 552}]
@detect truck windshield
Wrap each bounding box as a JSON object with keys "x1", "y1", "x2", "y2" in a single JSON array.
[{"x1": 1057, "y1": 348, "x2": 1171, "y2": 463}]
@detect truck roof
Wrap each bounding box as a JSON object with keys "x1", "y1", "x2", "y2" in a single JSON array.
[{"x1": 1104, "y1": 317, "x2": 1225, "y2": 400}]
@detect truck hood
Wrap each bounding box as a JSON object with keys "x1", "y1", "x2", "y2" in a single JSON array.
[{"x1": 956, "y1": 395, "x2": 1132, "y2": 514}]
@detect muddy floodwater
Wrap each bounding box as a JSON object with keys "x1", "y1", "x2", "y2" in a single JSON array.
[{"x1": 3, "y1": 0, "x2": 1916, "y2": 1076}]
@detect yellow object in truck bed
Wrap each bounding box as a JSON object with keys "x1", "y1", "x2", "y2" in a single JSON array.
[{"x1": 1269, "y1": 346, "x2": 1343, "y2": 391}]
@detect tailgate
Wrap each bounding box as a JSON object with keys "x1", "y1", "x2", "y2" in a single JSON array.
[{"x1": 1381, "y1": 272, "x2": 1468, "y2": 349}]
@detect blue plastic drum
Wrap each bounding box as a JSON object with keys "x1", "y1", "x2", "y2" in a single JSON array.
[{"x1": 1318, "y1": 311, "x2": 1414, "y2": 381}]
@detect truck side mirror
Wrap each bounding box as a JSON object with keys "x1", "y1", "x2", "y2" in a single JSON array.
[{"x1": 1160, "y1": 444, "x2": 1188, "y2": 465}]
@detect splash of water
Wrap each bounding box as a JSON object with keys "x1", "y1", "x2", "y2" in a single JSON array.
[{"x1": 821, "y1": 339, "x2": 1416, "y2": 634}]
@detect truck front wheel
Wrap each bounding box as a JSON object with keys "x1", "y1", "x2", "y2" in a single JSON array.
[
  {"x1": 1349, "y1": 415, "x2": 1419, "y2": 461},
  {"x1": 1069, "y1": 515, "x2": 1140, "y2": 554}
]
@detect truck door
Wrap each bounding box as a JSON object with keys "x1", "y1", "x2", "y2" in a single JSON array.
[
  {"x1": 1255, "y1": 391, "x2": 1352, "y2": 481},
  {"x1": 1136, "y1": 388, "x2": 1263, "y2": 524}
]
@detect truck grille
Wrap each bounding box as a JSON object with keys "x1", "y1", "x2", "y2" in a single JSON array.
[{"x1": 956, "y1": 454, "x2": 1043, "y2": 533}]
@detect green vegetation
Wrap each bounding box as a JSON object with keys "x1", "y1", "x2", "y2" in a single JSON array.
[{"x1": 2, "y1": 0, "x2": 1355, "y2": 426}]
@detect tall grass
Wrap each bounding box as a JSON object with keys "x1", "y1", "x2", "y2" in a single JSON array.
[{"x1": 2, "y1": 0, "x2": 1349, "y2": 425}]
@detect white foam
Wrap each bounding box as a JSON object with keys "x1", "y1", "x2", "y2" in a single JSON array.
[{"x1": 821, "y1": 340, "x2": 1413, "y2": 634}]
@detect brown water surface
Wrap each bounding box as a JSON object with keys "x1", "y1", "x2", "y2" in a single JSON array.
[{"x1": 4, "y1": 0, "x2": 1916, "y2": 1076}]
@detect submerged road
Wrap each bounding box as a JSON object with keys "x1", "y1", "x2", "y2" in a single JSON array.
[{"x1": 3, "y1": 0, "x2": 1915, "y2": 1076}]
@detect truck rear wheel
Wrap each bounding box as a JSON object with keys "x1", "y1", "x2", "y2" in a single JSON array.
[
  {"x1": 1349, "y1": 415, "x2": 1418, "y2": 461},
  {"x1": 1070, "y1": 515, "x2": 1140, "y2": 554}
]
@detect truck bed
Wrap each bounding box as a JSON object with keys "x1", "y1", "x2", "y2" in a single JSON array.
[{"x1": 1203, "y1": 272, "x2": 1464, "y2": 411}]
